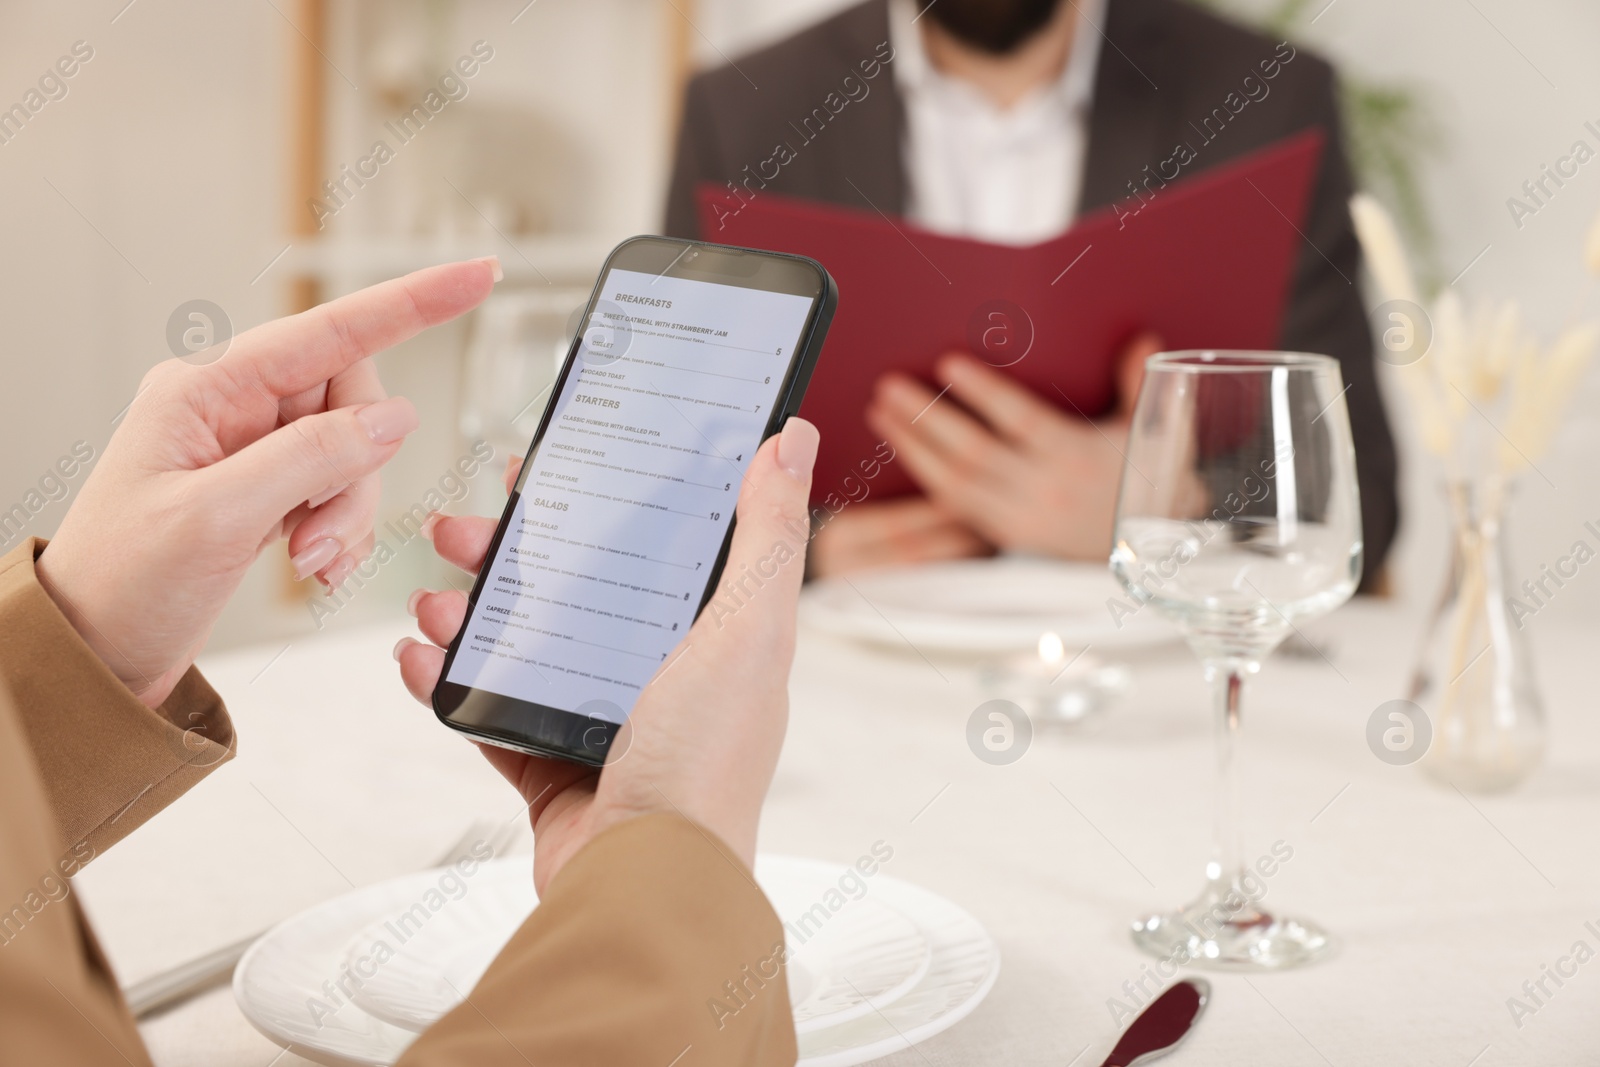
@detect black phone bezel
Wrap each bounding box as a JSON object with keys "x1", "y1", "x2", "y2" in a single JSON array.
[{"x1": 432, "y1": 235, "x2": 837, "y2": 767}]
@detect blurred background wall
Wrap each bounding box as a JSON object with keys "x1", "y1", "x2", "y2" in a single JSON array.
[{"x1": 1, "y1": 0, "x2": 1597, "y2": 656}]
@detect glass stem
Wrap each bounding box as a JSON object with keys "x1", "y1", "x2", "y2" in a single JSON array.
[{"x1": 1207, "y1": 658, "x2": 1251, "y2": 889}]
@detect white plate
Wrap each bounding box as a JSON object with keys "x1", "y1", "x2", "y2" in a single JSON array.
[
  {"x1": 236, "y1": 855, "x2": 999, "y2": 1067},
  {"x1": 341, "y1": 858, "x2": 931, "y2": 1037},
  {"x1": 752, "y1": 867, "x2": 934, "y2": 1035},
  {"x1": 339, "y1": 882, "x2": 534, "y2": 1034},
  {"x1": 777, "y1": 859, "x2": 1001, "y2": 1067},
  {"x1": 802, "y1": 556, "x2": 1176, "y2": 655}
]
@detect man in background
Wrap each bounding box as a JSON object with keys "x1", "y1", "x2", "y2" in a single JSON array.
[{"x1": 665, "y1": 0, "x2": 1398, "y2": 590}]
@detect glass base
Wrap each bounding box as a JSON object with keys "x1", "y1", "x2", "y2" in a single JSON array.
[{"x1": 1130, "y1": 880, "x2": 1333, "y2": 970}]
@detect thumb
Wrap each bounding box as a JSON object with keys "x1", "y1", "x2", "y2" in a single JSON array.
[
  {"x1": 697, "y1": 417, "x2": 818, "y2": 642},
  {"x1": 1117, "y1": 332, "x2": 1164, "y2": 421},
  {"x1": 202, "y1": 396, "x2": 419, "y2": 528}
]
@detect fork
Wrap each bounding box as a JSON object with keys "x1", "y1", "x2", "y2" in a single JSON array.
[{"x1": 123, "y1": 818, "x2": 524, "y2": 1018}]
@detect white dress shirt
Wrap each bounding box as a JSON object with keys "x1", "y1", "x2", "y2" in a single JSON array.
[{"x1": 888, "y1": 0, "x2": 1105, "y2": 245}]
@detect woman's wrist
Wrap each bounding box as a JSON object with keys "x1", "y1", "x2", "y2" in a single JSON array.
[{"x1": 33, "y1": 543, "x2": 170, "y2": 706}]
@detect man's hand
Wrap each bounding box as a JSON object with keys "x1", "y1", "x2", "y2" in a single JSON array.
[
  {"x1": 396, "y1": 417, "x2": 820, "y2": 893},
  {"x1": 808, "y1": 496, "x2": 992, "y2": 578},
  {"x1": 859, "y1": 333, "x2": 1161, "y2": 562},
  {"x1": 36, "y1": 259, "x2": 500, "y2": 708}
]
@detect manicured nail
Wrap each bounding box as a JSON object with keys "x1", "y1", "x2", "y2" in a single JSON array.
[
  {"x1": 322, "y1": 554, "x2": 356, "y2": 593},
  {"x1": 393, "y1": 637, "x2": 414, "y2": 662},
  {"x1": 357, "y1": 397, "x2": 419, "y2": 445},
  {"x1": 406, "y1": 589, "x2": 428, "y2": 617},
  {"x1": 476, "y1": 255, "x2": 503, "y2": 283},
  {"x1": 308, "y1": 483, "x2": 347, "y2": 509},
  {"x1": 777, "y1": 417, "x2": 819, "y2": 479},
  {"x1": 419, "y1": 512, "x2": 445, "y2": 542},
  {"x1": 291, "y1": 538, "x2": 340, "y2": 580}
]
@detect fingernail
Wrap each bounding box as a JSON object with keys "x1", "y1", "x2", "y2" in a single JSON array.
[
  {"x1": 291, "y1": 538, "x2": 340, "y2": 580},
  {"x1": 420, "y1": 512, "x2": 443, "y2": 542},
  {"x1": 322, "y1": 554, "x2": 356, "y2": 592},
  {"x1": 307, "y1": 483, "x2": 347, "y2": 509},
  {"x1": 406, "y1": 589, "x2": 428, "y2": 617},
  {"x1": 357, "y1": 397, "x2": 419, "y2": 445},
  {"x1": 393, "y1": 637, "x2": 414, "y2": 662},
  {"x1": 476, "y1": 255, "x2": 504, "y2": 283},
  {"x1": 777, "y1": 417, "x2": 819, "y2": 479}
]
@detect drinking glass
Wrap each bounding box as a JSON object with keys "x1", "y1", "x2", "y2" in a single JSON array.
[
  {"x1": 1110, "y1": 351, "x2": 1362, "y2": 969},
  {"x1": 457, "y1": 287, "x2": 590, "y2": 514}
]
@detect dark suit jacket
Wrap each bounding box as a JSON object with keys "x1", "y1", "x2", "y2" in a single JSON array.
[{"x1": 664, "y1": 0, "x2": 1399, "y2": 586}]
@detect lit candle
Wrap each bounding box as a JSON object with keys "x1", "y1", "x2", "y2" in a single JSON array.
[{"x1": 978, "y1": 631, "x2": 1128, "y2": 726}]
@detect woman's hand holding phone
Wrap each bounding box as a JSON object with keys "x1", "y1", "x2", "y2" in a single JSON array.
[
  {"x1": 396, "y1": 416, "x2": 820, "y2": 893},
  {"x1": 36, "y1": 259, "x2": 499, "y2": 708}
]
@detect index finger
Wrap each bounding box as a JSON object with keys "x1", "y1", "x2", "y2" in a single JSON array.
[
  {"x1": 936, "y1": 352, "x2": 1079, "y2": 451},
  {"x1": 227, "y1": 257, "x2": 501, "y2": 398}
]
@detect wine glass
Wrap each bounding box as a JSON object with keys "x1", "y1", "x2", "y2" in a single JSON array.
[
  {"x1": 1110, "y1": 350, "x2": 1362, "y2": 969},
  {"x1": 457, "y1": 287, "x2": 590, "y2": 513}
]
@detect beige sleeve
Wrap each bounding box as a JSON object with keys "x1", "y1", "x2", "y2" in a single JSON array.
[
  {"x1": 0, "y1": 538, "x2": 234, "y2": 863},
  {"x1": 0, "y1": 537, "x2": 235, "y2": 1066}
]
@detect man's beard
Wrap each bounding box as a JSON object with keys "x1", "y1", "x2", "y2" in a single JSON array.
[{"x1": 921, "y1": 0, "x2": 1066, "y2": 55}]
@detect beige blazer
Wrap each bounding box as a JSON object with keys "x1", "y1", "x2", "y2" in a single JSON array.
[{"x1": 0, "y1": 538, "x2": 796, "y2": 1065}]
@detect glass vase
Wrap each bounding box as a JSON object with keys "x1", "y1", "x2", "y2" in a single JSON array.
[{"x1": 1408, "y1": 480, "x2": 1545, "y2": 792}]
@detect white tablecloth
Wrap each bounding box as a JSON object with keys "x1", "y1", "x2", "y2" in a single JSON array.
[{"x1": 77, "y1": 598, "x2": 1600, "y2": 1066}]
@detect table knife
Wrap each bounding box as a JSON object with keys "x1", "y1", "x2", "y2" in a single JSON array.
[{"x1": 1098, "y1": 977, "x2": 1210, "y2": 1067}]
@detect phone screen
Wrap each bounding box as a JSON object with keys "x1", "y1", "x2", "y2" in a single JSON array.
[{"x1": 443, "y1": 264, "x2": 819, "y2": 725}]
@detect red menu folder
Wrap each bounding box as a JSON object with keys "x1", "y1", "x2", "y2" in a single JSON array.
[{"x1": 698, "y1": 129, "x2": 1325, "y2": 504}]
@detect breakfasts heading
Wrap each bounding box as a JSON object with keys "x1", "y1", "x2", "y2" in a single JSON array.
[{"x1": 615, "y1": 292, "x2": 671, "y2": 309}]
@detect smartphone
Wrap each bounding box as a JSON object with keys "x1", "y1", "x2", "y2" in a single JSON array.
[{"x1": 433, "y1": 236, "x2": 837, "y2": 766}]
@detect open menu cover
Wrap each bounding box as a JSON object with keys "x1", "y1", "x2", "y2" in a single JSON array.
[{"x1": 696, "y1": 129, "x2": 1326, "y2": 504}]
